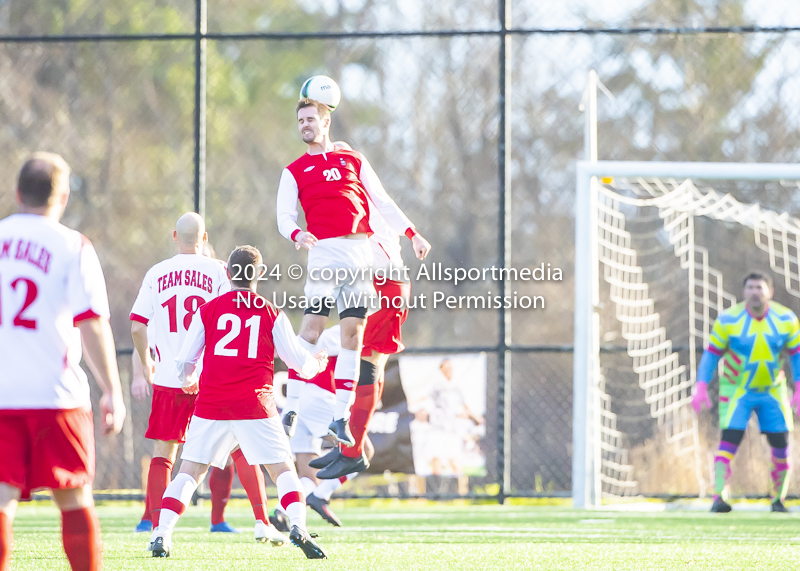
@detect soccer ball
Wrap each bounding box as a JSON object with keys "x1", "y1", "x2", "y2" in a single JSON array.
[{"x1": 299, "y1": 75, "x2": 341, "y2": 111}]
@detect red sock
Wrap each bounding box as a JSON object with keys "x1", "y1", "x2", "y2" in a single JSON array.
[
  {"x1": 147, "y1": 457, "x2": 173, "y2": 527},
  {"x1": 61, "y1": 507, "x2": 102, "y2": 571},
  {"x1": 0, "y1": 512, "x2": 12, "y2": 571},
  {"x1": 342, "y1": 383, "x2": 379, "y2": 459},
  {"x1": 231, "y1": 449, "x2": 269, "y2": 524},
  {"x1": 209, "y1": 463, "x2": 235, "y2": 525}
]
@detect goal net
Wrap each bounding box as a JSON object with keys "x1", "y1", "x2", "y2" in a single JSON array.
[{"x1": 572, "y1": 161, "x2": 800, "y2": 507}]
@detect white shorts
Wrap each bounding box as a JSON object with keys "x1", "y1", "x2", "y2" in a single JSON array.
[
  {"x1": 181, "y1": 415, "x2": 292, "y2": 469},
  {"x1": 305, "y1": 238, "x2": 375, "y2": 315},
  {"x1": 291, "y1": 384, "x2": 336, "y2": 455}
]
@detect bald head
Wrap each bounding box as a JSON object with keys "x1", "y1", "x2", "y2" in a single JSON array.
[
  {"x1": 17, "y1": 152, "x2": 71, "y2": 209},
  {"x1": 173, "y1": 212, "x2": 207, "y2": 252}
]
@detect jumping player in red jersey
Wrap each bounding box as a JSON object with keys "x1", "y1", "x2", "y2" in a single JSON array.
[
  {"x1": 276, "y1": 98, "x2": 431, "y2": 449},
  {"x1": 150, "y1": 245, "x2": 328, "y2": 559},
  {"x1": 0, "y1": 153, "x2": 126, "y2": 571},
  {"x1": 307, "y1": 139, "x2": 421, "y2": 482}
]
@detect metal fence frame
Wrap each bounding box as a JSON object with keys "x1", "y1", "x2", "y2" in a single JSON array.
[{"x1": 3, "y1": 0, "x2": 799, "y2": 504}]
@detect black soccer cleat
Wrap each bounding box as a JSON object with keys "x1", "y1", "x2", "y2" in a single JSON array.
[
  {"x1": 710, "y1": 497, "x2": 732, "y2": 513},
  {"x1": 306, "y1": 493, "x2": 342, "y2": 527},
  {"x1": 327, "y1": 418, "x2": 356, "y2": 446},
  {"x1": 289, "y1": 525, "x2": 327, "y2": 559},
  {"x1": 309, "y1": 447, "x2": 340, "y2": 469},
  {"x1": 269, "y1": 509, "x2": 291, "y2": 532},
  {"x1": 317, "y1": 452, "x2": 369, "y2": 480},
  {"x1": 151, "y1": 536, "x2": 170, "y2": 558},
  {"x1": 282, "y1": 411, "x2": 298, "y2": 437},
  {"x1": 771, "y1": 500, "x2": 789, "y2": 513}
]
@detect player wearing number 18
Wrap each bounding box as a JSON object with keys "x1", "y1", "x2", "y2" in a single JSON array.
[{"x1": 129, "y1": 213, "x2": 230, "y2": 532}]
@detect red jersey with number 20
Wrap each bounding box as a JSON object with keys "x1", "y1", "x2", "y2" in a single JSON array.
[{"x1": 176, "y1": 291, "x2": 322, "y2": 420}]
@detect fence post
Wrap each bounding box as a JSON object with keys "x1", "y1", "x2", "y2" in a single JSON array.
[
  {"x1": 193, "y1": 0, "x2": 208, "y2": 217},
  {"x1": 497, "y1": 0, "x2": 512, "y2": 505}
]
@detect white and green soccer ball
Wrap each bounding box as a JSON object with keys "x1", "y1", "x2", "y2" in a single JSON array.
[{"x1": 299, "y1": 75, "x2": 341, "y2": 111}]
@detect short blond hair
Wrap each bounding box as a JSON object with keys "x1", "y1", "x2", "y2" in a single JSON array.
[{"x1": 296, "y1": 98, "x2": 331, "y2": 121}]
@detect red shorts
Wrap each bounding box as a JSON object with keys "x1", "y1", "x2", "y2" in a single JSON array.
[
  {"x1": 0, "y1": 408, "x2": 95, "y2": 493},
  {"x1": 363, "y1": 279, "x2": 410, "y2": 355},
  {"x1": 145, "y1": 386, "x2": 197, "y2": 443}
]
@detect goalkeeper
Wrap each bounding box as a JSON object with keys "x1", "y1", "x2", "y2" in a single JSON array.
[{"x1": 693, "y1": 272, "x2": 800, "y2": 513}]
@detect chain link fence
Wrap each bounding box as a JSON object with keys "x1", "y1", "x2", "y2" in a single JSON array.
[{"x1": 2, "y1": 0, "x2": 800, "y2": 500}]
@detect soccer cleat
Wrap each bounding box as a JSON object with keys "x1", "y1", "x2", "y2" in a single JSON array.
[
  {"x1": 289, "y1": 525, "x2": 327, "y2": 559},
  {"x1": 327, "y1": 418, "x2": 356, "y2": 446},
  {"x1": 771, "y1": 500, "x2": 789, "y2": 513},
  {"x1": 151, "y1": 536, "x2": 170, "y2": 558},
  {"x1": 710, "y1": 497, "x2": 732, "y2": 513},
  {"x1": 282, "y1": 411, "x2": 298, "y2": 437},
  {"x1": 135, "y1": 519, "x2": 153, "y2": 533},
  {"x1": 210, "y1": 521, "x2": 240, "y2": 533},
  {"x1": 317, "y1": 452, "x2": 369, "y2": 480},
  {"x1": 269, "y1": 509, "x2": 291, "y2": 532},
  {"x1": 306, "y1": 493, "x2": 342, "y2": 527},
  {"x1": 309, "y1": 447, "x2": 340, "y2": 469},
  {"x1": 255, "y1": 520, "x2": 289, "y2": 546}
]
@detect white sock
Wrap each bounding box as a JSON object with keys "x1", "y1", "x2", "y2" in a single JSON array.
[
  {"x1": 284, "y1": 337, "x2": 317, "y2": 414},
  {"x1": 276, "y1": 471, "x2": 306, "y2": 531},
  {"x1": 156, "y1": 473, "x2": 198, "y2": 534},
  {"x1": 314, "y1": 472, "x2": 357, "y2": 501},
  {"x1": 333, "y1": 348, "x2": 359, "y2": 420},
  {"x1": 299, "y1": 476, "x2": 316, "y2": 497}
]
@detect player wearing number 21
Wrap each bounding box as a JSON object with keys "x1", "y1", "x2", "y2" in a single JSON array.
[{"x1": 129, "y1": 213, "x2": 229, "y2": 531}]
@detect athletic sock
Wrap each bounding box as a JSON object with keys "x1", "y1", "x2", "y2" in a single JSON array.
[
  {"x1": 713, "y1": 440, "x2": 738, "y2": 500},
  {"x1": 209, "y1": 464, "x2": 235, "y2": 525},
  {"x1": 299, "y1": 476, "x2": 316, "y2": 497},
  {"x1": 146, "y1": 456, "x2": 173, "y2": 527},
  {"x1": 285, "y1": 337, "x2": 316, "y2": 414},
  {"x1": 61, "y1": 507, "x2": 102, "y2": 571},
  {"x1": 157, "y1": 473, "x2": 199, "y2": 534},
  {"x1": 342, "y1": 370, "x2": 379, "y2": 459},
  {"x1": 770, "y1": 446, "x2": 791, "y2": 502},
  {"x1": 276, "y1": 471, "x2": 306, "y2": 531},
  {"x1": 334, "y1": 348, "x2": 360, "y2": 420},
  {"x1": 231, "y1": 449, "x2": 269, "y2": 524},
  {"x1": 313, "y1": 473, "x2": 357, "y2": 501},
  {"x1": 0, "y1": 512, "x2": 12, "y2": 571}
]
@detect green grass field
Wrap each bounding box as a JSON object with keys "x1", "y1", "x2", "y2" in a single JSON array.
[{"x1": 8, "y1": 501, "x2": 800, "y2": 570}]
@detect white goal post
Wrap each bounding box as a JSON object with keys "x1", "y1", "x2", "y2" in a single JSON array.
[{"x1": 572, "y1": 160, "x2": 800, "y2": 509}]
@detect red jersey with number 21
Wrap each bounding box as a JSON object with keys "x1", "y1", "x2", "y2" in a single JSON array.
[{"x1": 194, "y1": 291, "x2": 281, "y2": 420}]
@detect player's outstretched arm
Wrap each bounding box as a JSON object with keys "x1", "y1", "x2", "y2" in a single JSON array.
[
  {"x1": 175, "y1": 312, "x2": 206, "y2": 394},
  {"x1": 78, "y1": 317, "x2": 126, "y2": 435},
  {"x1": 273, "y1": 312, "x2": 328, "y2": 377}
]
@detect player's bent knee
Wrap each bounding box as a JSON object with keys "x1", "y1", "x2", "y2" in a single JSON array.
[
  {"x1": 264, "y1": 460, "x2": 296, "y2": 483},
  {"x1": 51, "y1": 485, "x2": 94, "y2": 511},
  {"x1": 720, "y1": 429, "x2": 745, "y2": 446},
  {"x1": 178, "y1": 459, "x2": 211, "y2": 482},
  {"x1": 765, "y1": 431, "x2": 789, "y2": 449}
]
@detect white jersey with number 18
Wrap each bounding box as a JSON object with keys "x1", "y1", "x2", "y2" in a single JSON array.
[
  {"x1": 0, "y1": 214, "x2": 110, "y2": 411},
  {"x1": 130, "y1": 253, "x2": 229, "y2": 389}
]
